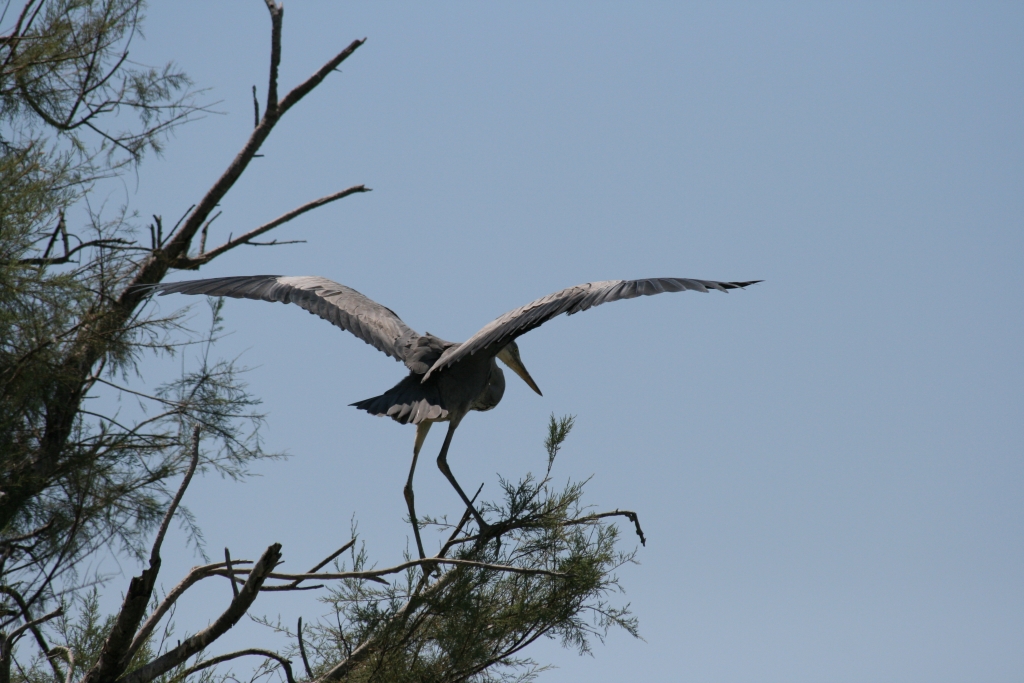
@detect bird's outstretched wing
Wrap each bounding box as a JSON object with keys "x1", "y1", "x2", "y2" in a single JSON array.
[
  {"x1": 424, "y1": 278, "x2": 760, "y2": 379},
  {"x1": 145, "y1": 275, "x2": 422, "y2": 366}
]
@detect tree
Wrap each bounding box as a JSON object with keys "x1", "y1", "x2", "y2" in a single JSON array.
[{"x1": 1, "y1": 3, "x2": 643, "y2": 682}]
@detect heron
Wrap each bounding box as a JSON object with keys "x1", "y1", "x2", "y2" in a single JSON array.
[{"x1": 146, "y1": 275, "x2": 758, "y2": 555}]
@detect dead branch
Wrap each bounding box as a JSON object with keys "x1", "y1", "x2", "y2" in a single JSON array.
[
  {"x1": 296, "y1": 617, "x2": 312, "y2": 679},
  {"x1": 172, "y1": 185, "x2": 370, "y2": 269},
  {"x1": 3, "y1": 607, "x2": 62, "y2": 644},
  {"x1": 564, "y1": 509, "x2": 646, "y2": 546},
  {"x1": 13, "y1": 238, "x2": 135, "y2": 266},
  {"x1": 224, "y1": 548, "x2": 239, "y2": 598},
  {"x1": 118, "y1": 543, "x2": 283, "y2": 683},
  {"x1": 124, "y1": 559, "x2": 253, "y2": 665},
  {"x1": 219, "y1": 556, "x2": 569, "y2": 584},
  {"x1": 267, "y1": 540, "x2": 356, "y2": 592},
  {"x1": 180, "y1": 649, "x2": 294, "y2": 683},
  {"x1": 46, "y1": 646, "x2": 75, "y2": 683},
  {"x1": 122, "y1": 21, "x2": 364, "y2": 290},
  {"x1": 150, "y1": 426, "x2": 201, "y2": 564}
]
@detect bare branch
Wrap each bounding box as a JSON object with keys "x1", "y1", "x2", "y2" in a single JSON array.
[
  {"x1": 219, "y1": 556, "x2": 568, "y2": 584},
  {"x1": 564, "y1": 509, "x2": 646, "y2": 546},
  {"x1": 263, "y1": 2, "x2": 282, "y2": 113},
  {"x1": 46, "y1": 646, "x2": 75, "y2": 683},
  {"x1": 125, "y1": 560, "x2": 253, "y2": 664},
  {"x1": 224, "y1": 548, "x2": 239, "y2": 598},
  {"x1": 243, "y1": 239, "x2": 306, "y2": 247},
  {"x1": 12, "y1": 238, "x2": 135, "y2": 266},
  {"x1": 251, "y1": 85, "x2": 260, "y2": 128},
  {"x1": 180, "y1": 649, "x2": 294, "y2": 683},
  {"x1": 0, "y1": 586, "x2": 64, "y2": 681},
  {"x1": 4, "y1": 607, "x2": 62, "y2": 644},
  {"x1": 278, "y1": 38, "x2": 365, "y2": 116},
  {"x1": 0, "y1": 520, "x2": 53, "y2": 547},
  {"x1": 172, "y1": 185, "x2": 370, "y2": 269},
  {"x1": 118, "y1": 544, "x2": 283, "y2": 683},
  {"x1": 267, "y1": 540, "x2": 356, "y2": 592},
  {"x1": 296, "y1": 617, "x2": 312, "y2": 679},
  {"x1": 150, "y1": 426, "x2": 201, "y2": 564}
]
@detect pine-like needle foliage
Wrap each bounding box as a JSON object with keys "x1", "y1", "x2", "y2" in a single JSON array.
[{"x1": 300, "y1": 416, "x2": 640, "y2": 683}]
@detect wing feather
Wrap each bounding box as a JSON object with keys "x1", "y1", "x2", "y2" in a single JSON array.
[
  {"x1": 145, "y1": 275, "x2": 421, "y2": 365},
  {"x1": 424, "y1": 277, "x2": 760, "y2": 378}
]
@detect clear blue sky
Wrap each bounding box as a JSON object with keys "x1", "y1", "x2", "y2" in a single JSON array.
[{"x1": 104, "y1": 2, "x2": 1024, "y2": 681}]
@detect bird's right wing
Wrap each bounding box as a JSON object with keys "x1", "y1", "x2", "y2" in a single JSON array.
[
  {"x1": 145, "y1": 275, "x2": 421, "y2": 366},
  {"x1": 424, "y1": 277, "x2": 760, "y2": 379}
]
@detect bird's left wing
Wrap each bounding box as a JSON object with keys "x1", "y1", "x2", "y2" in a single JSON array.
[
  {"x1": 424, "y1": 277, "x2": 760, "y2": 379},
  {"x1": 144, "y1": 275, "x2": 421, "y2": 365}
]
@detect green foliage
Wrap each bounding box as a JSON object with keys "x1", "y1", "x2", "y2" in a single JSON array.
[
  {"x1": 296, "y1": 416, "x2": 639, "y2": 683},
  {"x1": 0, "y1": 3, "x2": 269, "y2": 678}
]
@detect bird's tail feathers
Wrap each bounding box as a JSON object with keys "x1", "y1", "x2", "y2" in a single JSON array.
[{"x1": 351, "y1": 374, "x2": 447, "y2": 425}]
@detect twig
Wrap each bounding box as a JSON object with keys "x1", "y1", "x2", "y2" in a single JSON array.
[
  {"x1": 0, "y1": 585, "x2": 64, "y2": 681},
  {"x1": 244, "y1": 239, "x2": 306, "y2": 247},
  {"x1": 224, "y1": 548, "x2": 239, "y2": 598},
  {"x1": 564, "y1": 509, "x2": 646, "y2": 546},
  {"x1": 0, "y1": 520, "x2": 53, "y2": 546},
  {"x1": 15, "y1": 238, "x2": 134, "y2": 266},
  {"x1": 173, "y1": 185, "x2": 370, "y2": 268},
  {"x1": 270, "y1": 540, "x2": 356, "y2": 591},
  {"x1": 197, "y1": 210, "x2": 221, "y2": 255},
  {"x1": 297, "y1": 617, "x2": 312, "y2": 679},
  {"x1": 220, "y1": 556, "x2": 568, "y2": 583},
  {"x1": 4, "y1": 607, "x2": 62, "y2": 643},
  {"x1": 46, "y1": 646, "x2": 75, "y2": 683},
  {"x1": 151, "y1": 426, "x2": 201, "y2": 564},
  {"x1": 251, "y1": 85, "x2": 260, "y2": 128},
  {"x1": 180, "y1": 648, "x2": 294, "y2": 683}
]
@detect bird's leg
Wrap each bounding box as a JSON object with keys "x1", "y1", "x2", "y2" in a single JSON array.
[
  {"x1": 435, "y1": 419, "x2": 490, "y2": 534},
  {"x1": 405, "y1": 421, "x2": 432, "y2": 560}
]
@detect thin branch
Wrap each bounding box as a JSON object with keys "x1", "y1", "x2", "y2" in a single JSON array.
[
  {"x1": 46, "y1": 646, "x2": 75, "y2": 683},
  {"x1": 181, "y1": 649, "x2": 294, "y2": 683},
  {"x1": 220, "y1": 556, "x2": 568, "y2": 583},
  {"x1": 125, "y1": 560, "x2": 253, "y2": 664},
  {"x1": 14, "y1": 238, "x2": 134, "y2": 266},
  {"x1": 267, "y1": 540, "x2": 356, "y2": 592},
  {"x1": 0, "y1": 520, "x2": 53, "y2": 546},
  {"x1": 118, "y1": 544, "x2": 283, "y2": 683},
  {"x1": 296, "y1": 617, "x2": 312, "y2": 679},
  {"x1": 277, "y1": 38, "x2": 365, "y2": 116},
  {"x1": 150, "y1": 426, "x2": 201, "y2": 564},
  {"x1": 224, "y1": 548, "x2": 239, "y2": 598},
  {"x1": 263, "y1": 2, "x2": 282, "y2": 112},
  {"x1": 251, "y1": 85, "x2": 260, "y2": 128},
  {"x1": 3, "y1": 607, "x2": 62, "y2": 643},
  {"x1": 563, "y1": 509, "x2": 646, "y2": 546},
  {"x1": 244, "y1": 239, "x2": 306, "y2": 247},
  {"x1": 172, "y1": 185, "x2": 369, "y2": 268},
  {"x1": 0, "y1": 586, "x2": 64, "y2": 681}
]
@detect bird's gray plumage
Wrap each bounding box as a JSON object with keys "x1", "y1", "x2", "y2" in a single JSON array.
[
  {"x1": 148, "y1": 275, "x2": 420, "y2": 366},
  {"x1": 423, "y1": 277, "x2": 759, "y2": 379},
  {"x1": 143, "y1": 273, "x2": 759, "y2": 538}
]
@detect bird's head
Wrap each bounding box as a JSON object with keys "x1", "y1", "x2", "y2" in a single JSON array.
[{"x1": 496, "y1": 341, "x2": 542, "y2": 396}]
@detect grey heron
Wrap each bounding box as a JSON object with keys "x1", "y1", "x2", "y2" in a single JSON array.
[{"x1": 146, "y1": 275, "x2": 758, "y2": 554}]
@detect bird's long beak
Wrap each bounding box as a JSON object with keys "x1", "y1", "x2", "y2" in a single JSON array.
[{"x1": 497, "y1": 341, "x2": 542, "y2": 396}]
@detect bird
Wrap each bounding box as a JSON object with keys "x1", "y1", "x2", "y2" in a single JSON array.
[{"x1": 144, "y1": 275, "x2": 759, "y2": 555}]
